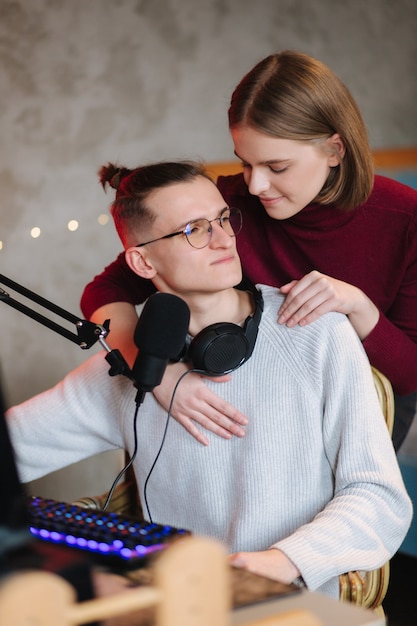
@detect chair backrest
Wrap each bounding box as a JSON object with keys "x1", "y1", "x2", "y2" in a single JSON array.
[
  {"x1": 339, "y1": 367, "x2": 394, "y2": 613},
  {"x1": 371, "y1": 366, "x2": 394, "y2": 436}
]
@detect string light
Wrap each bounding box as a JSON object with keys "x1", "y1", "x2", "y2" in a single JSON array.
[
  {"x1": 67, "y1": 220, "x2": 79, "y2": 232},
  {"x1": 31, "y1": 227, "x2": 41, "y2": 238},
  {"x1": 98, "y1": 214, "x2": 109, "y2": 225},
  {"x1": 1, "y1": 215, "x2": 110, "y2": 248}
]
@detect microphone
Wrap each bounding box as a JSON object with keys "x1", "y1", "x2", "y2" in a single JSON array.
[{"x1": 131, "y1": 293, "x2": 190, "y2": 404}]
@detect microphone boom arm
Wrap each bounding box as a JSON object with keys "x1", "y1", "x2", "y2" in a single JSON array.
[
  {"x1": 0, "y1": 273, "x2": 108, "y2": 349},
  {"x1": 0, "y1": 273, "x2": 133, "y2": 380}
]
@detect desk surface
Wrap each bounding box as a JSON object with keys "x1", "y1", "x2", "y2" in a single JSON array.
[
  {"x1": 126, "y1": 565, "x2": 301, "y2": 609},
  {"x1": 94, "y1": 566, "x2": 384, "y2": 626},
  {"x1": 232, "y1": 590, "x2": 384, "y2": 626}
]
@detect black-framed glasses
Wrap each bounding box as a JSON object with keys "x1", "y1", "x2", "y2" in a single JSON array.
[{"x1": 136, "y1": 207, "x2": 243, "y2": 249}]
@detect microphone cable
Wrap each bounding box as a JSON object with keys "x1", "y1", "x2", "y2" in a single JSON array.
[
  {"x1": 142, "y1": 368, "x2": 195, "y2": 522},
  {"x1": 101, "y1": 400, "x2": 141, "y2": 512},
  {"x1": 101, "y1": 368, "x2": 199, "y2": 517}
]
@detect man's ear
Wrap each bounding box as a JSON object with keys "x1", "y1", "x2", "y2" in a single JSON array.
[
  {"x1": 125, "y1": 247, "x2": 157, "y2": 279},
  {"x1": 326, "y1": 133, "x2": 346, "y2": 166}
]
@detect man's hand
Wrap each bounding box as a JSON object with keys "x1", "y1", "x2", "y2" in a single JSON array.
[{"x1": 228, "y1": 548, "x2": 301, "y2": 585}]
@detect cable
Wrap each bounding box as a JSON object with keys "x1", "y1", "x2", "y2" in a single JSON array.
[
  {"x1": 102, "y1": 368, "x2": 207, "y2": 518},
  {"x1": 101, "y1": 402, "x2": 140, "y2": 512},
  {"x1": 142, "y1": 369, "x2": 200, "y2": 522}
]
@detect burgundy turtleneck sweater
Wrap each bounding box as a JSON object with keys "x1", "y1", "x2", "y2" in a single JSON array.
[{"x1": 80, "y1": 174, "x2": 417, "y2": 396}]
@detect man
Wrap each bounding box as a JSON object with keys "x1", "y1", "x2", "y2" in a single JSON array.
[{"x1": 7, "y1": 160, "x2": 412, "y2": 597}]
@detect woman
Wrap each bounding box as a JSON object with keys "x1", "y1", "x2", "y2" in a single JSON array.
[{"x1": 81, "y1": 51, "x2": 417, "y2": 450}]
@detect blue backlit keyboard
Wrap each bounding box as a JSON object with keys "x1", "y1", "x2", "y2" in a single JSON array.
[{"x1": 27, "y1": 496, "x2": 190, "y2": 570}]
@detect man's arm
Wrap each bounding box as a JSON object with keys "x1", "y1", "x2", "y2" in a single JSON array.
[{"x1": 6, "y1": 353, "x2": 127, "y2": 483}]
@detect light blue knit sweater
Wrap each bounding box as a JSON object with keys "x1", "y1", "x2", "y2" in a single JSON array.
[{"x1": 7, "y1": 285, "x2": 412, "y2": 597}]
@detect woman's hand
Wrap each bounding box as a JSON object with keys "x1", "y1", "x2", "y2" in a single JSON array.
[
  {"x1": 278, "y1": 270, "x2": 379, "y2": 340},
  {"x1": 228, "y1": 548, "x2": 301, "y2": 585},
  {"x1": 90, "y1": 303, "x2": 248, "y2": 445},
  {"x1": 153, "y1": 361, "x2": 248, "y2": 446}
]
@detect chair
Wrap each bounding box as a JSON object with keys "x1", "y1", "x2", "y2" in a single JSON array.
[{"x1": 338, "y1": 367, "x2": 394, "y2": 614}]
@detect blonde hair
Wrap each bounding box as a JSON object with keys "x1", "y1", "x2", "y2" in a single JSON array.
[{"x1": 228, "y1": 51, "x2": 374, "y2": 209}]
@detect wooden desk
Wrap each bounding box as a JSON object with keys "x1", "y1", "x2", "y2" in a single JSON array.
[
  {"x1": 94, "y1": 564, "x2": 301, "y2": 626},
  {"x1": 0, "y1": 537, "x2": 385, "y2": 626},
  {"x1": 232, "y1": 591, "x2": 385, "y2": 626},
  {"x1": 125, "y1": 565, "x2": 301, "y2": 608},
  {"x1": 93, "y1": 562, "x2": 383, "y2": 626}
]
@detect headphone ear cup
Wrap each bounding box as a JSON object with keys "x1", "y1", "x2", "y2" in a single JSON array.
[{"x1": 188, "y1": 322, "x2": 250, "y2": 376}]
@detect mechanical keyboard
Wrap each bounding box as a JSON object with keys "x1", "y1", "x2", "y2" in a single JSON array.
[{"x1": 27, "y1": 495, "x2": 191, "y2": 570}]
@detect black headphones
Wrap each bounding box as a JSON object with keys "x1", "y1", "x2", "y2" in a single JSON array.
[{"x1": 186, "y1": 277, "x2": 264, "y2": 376}]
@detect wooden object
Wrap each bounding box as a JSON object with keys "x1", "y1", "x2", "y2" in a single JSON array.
[
  {"x1": 246, "y1": 611, "x2": 322, "y2": 626},
  {"x1": 0, "y1": 535, "x2": 322, "y2": 626},
  {"x1": 204, "y1": 146, "x2": 417, "y2": 180},
  {"x1": 0, "y1": 536, "x2": 228, "y2": 626}
]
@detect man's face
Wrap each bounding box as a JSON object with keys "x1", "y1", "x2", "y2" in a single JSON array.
[{"x1": 136, "y1": 176, "x2": 243, "y2": 298}]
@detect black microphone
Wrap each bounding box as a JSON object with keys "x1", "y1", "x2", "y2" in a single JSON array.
[{"x1": 131, "y1": 293, "x2": 190, "y2": 404}]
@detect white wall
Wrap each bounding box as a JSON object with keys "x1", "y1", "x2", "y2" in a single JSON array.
[{"x1": 1, "y1": 0, "x2": 416, "y2": 500}]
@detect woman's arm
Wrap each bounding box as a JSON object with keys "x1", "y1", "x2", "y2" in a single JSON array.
[
  {"x1": 90, "y1": 302, "x2": 141, "y2": 368},
  {"x1": 153, "y1": 364, "x2": 248, "y2": 446},
  {"x1": 80, "y1": 253, "x2": 155, "y2": 320},
  {"x1": 89, "y1": 301, "x2": 248, "y2": 445}
]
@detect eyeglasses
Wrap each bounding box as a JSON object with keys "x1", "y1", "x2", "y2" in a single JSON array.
[{"x1": 136, "y1": 207, "x2": 243, "y2": 249}]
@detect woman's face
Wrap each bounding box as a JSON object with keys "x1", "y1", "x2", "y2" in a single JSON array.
[{"x1": 231, "y1": 126, "x2": 342, "y2": 219}]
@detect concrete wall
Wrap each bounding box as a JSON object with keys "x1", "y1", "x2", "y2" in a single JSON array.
[{"x1": 1, "y1": 0, "x2": 416, "y2": 500}]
